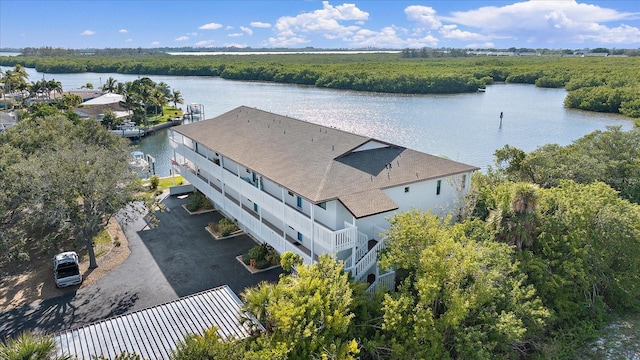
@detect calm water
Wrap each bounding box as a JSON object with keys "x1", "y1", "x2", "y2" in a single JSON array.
[{"x1": 3, "y1": 66, "x2": 634, "y2": 176}]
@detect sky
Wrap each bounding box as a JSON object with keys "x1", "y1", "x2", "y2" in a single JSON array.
[{"x1": 1, "y1": 0, "x2": 639, "y2": 50}]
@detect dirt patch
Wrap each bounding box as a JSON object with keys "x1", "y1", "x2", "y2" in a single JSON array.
[{"x1": 0, "y1": 218, "x2": 130, "y2": 312}]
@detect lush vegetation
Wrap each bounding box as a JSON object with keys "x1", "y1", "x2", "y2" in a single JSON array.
[
  {"x1": 0, "y1": 66, "x2": 185, "y2": 129},
  {"x1": 168, "y1": 125, "x2": 640, "y2": 359},
  {"x1": 208, "y1": 218, "x2": 239, "y2": 238},
  {"x1": 2, "y1": 53, "x2": 639, "y2": 117},
  {"x1": 241, "y1": 243, "x2": 280, "y2": 269},
  {"x1": 184, "y1": 191, "x2": 213, "y2": 212},
  {"x1": 0, "y1": 110, "x2": 149, "y2": 268},
  {"x1": 0, "y1": 332, "x2": 72, "y2": 360}
]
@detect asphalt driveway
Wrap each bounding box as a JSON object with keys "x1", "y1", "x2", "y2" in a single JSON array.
[{"x1": 0, "y1": 194, "x2": 282, "y2": 340}]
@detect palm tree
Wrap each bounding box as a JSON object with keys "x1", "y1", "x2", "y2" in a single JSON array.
[
  {"x1": 102, "y1": 76, "x2": 117, "y2": 93},
  {"x1": 115, "y1": 82, "x2": 126, "y2": 94},
  {"x1": 240, "y1": 282, "x2": 277, "y2": 332},
  {"x1": 487, "y1": 182, "x2": 540, "y2": 251},
  {"x1": 47, "y1": 79, "x2": 63, "y2": 99},
  {"x1": 152, "y1": 88, "x2": 167, "y2": 115},
  {"x1": 1, "y1": 64, "x2": 29, "y2": 97},
  {"x1": 0, "y1": 332, "x2": 73, "y2": 360},
  {"x1": 170, "y1": 89, "x2": 184, "y2": 109}
]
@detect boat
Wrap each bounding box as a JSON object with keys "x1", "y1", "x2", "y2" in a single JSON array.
[
  {"x1": 130, "y1": 150, "x2": 149, "y2": 171},
  {"x1": 187, "y1": 103, "x2": 201, "y2": 114},
  {"x1": 111, "y1": 121, "x2": 146, "y2": 138}
]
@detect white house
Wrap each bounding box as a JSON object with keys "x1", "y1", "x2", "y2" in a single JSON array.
[{"x1": 170, "y1": 106, "x2": 479, "y2": 292}]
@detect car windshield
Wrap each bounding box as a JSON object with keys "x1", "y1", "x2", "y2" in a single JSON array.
[{"x1": 57, "y1": 263, "x2": 80, "y2": 278}]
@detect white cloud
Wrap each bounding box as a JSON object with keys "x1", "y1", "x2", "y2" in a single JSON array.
[
  {"x1": 175, "y1": 36, "x2": 189, "y2": 42},
  {"x1": 228, "y1": 33, "x2": 243, "y2": 37},
  {"x1": 405, "y1": 34, "x2": 439, "y2": 48},
  {"x1": 224, "y1": 43, "x2": 248, "y2": 48},
  {"x1": 226, "y1": 26, "x2": 234, "y2": 30},
  {"x1": 125, "y1": 38, "x2": 132, "y2": 42},
  {"x1": 199, "y1": 22, "x2": 223, "y2": 30},
  {"x1": 405, "y1": 5, "x2": 441, "y2": 30},
  {"x1": 80, "y1": 30, "x2": 95, "y2": 36},
  {"x1": 349, "y1": 26, "x2": 405, "y2": 48},
  {"x1": 441, "y1": 1, "x2": 640, "y2": 46},
  {"x1": 439, "y1": 24, "x2": 489, "y2": 41},
  {"x1": 151, "y1": 41, "x2": 160, "y2": 46},
  {"x1": 268, "y1": 35, "x2": 309, "y2": 47},
  {"x1": 466, "y1": 42, "x2": 496, "y2": 49},
  {"x1": 273, "y1": 1, "x2": 369, "y2": 45},
  {"x1": 251, "y1": 21, "x2": 271, "y2": 28},
  {"x1": 240, "y1": 26, "x2": 253, "y2": 35},
  {"x1": 119, "y1": 29, "x2": 128, "y2": 34},
  {"x1": 195, "y1": 40, "x2": 216, "y2": 47}
]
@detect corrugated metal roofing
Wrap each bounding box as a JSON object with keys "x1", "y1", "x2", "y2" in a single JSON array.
[
  {"x1": 54, "y1": 285, "x2": 261, "y2": 360},
  {"x1": 174, "y1": 106, "x2": 479, "y2": 218}
]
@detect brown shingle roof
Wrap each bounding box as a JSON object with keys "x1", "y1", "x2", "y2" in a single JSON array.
[{"x1": 175, "y1": 106, "x2": 479, "y2": 218}]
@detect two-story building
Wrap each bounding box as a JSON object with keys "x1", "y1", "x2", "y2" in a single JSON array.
[{"x1": 170, "y1": 106, "x2": 478, "y2": 292}]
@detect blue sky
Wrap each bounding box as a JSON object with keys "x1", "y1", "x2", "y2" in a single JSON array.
[{"x1": 1, "y1": 1, "x2": 639, "y2": 50}]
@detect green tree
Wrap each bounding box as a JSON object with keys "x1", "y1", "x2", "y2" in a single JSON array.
[
  {"x1": 379, "y1": 210, "x2": 549, "y2": 359},
  {"x1": 58, "y1": 93, "x2": 83, "y2": 110},
  {"x1": 241, "y1": 254, "x2": 359, "y2": 359},
  {"x1": 102, "y1": 76, "x2": 118, "y2": 93},
  {"x1": 171, "y1": 327, "x2": 247, "y2": 360},
  {"x1": 486, "y1": 182, "x2": 540, "y2": 251},
  {"x1": 0, "y1": 332, "x2": 72, "y2": 360},
  {"x1": 170, "y1": 89, "x2": 184, "y2": 109},
  {"x1": 523, "y1": 181, "x2": 640, "y2": 327},
  {"x1": 0, "y1": 115, "x2": 146, "y2": 268}
]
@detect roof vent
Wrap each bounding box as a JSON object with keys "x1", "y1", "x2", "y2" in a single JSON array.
[{"x1": 332, "y1": 145, "x2": 334, "y2": 151}]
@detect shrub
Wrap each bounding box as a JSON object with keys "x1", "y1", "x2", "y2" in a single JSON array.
[
  {"x1": 185, "y1": 191, "x2": 212, "y2": 212},
  {"x1": 185, "y1": 192, "x2": 203, "y2": 212},
  {"x1": 218, "y1": 218, "x2": 237, "y2": 237},
  {"x1": 149, "y1": 175, "x2": 160, "y2": 190},
  {"x1": 241, "y1": 253, "x2": 251, "y2": 265},
  {"x1": 248, "y1": 244, "x2": 267, "y2": 260},
  {"x1": 255, "y1": 258, "x2": 270, "y2": 269}
]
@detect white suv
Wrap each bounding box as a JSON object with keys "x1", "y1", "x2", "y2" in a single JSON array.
[{"x1": 53, "y1": 251, "x2": 82, "y2": 287}]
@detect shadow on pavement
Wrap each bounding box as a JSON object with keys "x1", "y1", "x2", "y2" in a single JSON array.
[
  {"x1": 0, "y1": 286, "x2": 139, "y2": 341},
  {"x1": 137, "y1": 195, "x2": 283, "y2": 297}
]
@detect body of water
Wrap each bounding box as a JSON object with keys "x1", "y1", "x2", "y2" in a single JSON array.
[{"x1": 3, "y1": 66, "x2": 634, "y2": 176}]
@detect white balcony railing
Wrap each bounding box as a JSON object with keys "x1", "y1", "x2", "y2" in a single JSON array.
[
  {"x1": 260, "y1": 223, "x2": 312, "y2": 265},
  {"x1": 284, "y1": 205, "x2": 312, "y2": 238},
  {"x1": 352, "y1": 240, "x2": 385, "y2": 283},
  {"x1": 223, "y1": 197, "x2": 241, "y2": 221},
  {"x1": 366, "y1": 271, "x2": 395, "y2": 294}
]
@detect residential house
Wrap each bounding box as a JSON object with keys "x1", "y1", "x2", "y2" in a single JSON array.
[{"x1": 170, "y1": 106, "x2": 479, "y2": 291}]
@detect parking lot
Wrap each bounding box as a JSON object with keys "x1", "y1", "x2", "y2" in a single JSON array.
[{"x1": 0, "y1": 194, "x2": 282, "y2": 339}]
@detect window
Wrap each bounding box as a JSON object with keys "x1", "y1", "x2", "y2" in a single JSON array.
[
  {"x1": 462, "y1": 174, "x2": 467, "y2": 189},
  {"x1": 436, "y1": 180, "x2": 442, "y2": 195},
  {"x1": 254, "y1": 203, "x2": 259, "y2": 213},
  {"x1": 297, "y1": 232, "x2": 303, "y2": 241},
  {"x1": 404, "y1": 187, "x2": 410, "y2": 193},
  {"x1": 296, "y1": 196, "x2": 302, "y2": 208},
  {"x1": 288, "y1": 191, "x2": 294, "y2": 197},
  {"x1": 316, "y1": 202, "x2": 327, "y2": 210}
]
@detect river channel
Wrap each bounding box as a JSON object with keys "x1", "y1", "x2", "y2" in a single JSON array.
[{"x1": 4, "y1": 66, "x2": 635, "y2": 176}]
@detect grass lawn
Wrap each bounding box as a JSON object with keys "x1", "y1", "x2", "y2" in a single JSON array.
[{"x1": 146, "y1": 106, "x2": 183, "y2": 125}]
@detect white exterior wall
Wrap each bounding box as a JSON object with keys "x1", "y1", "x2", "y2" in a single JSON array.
[
  {"x1": 384, "y1": 173, "x2": 469, "y2": 217},
  {"x1": 312, "y1": 200, "x2": 337, "y2": 230},
  {"x1": 171, "y1": 129, "x2": 473, "y2": 286}
]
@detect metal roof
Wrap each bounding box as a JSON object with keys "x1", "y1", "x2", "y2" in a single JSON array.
[
  {"x1": 174, "y1": 106, "x2": 479, "y2": 218},
  {"x1": 55, "y1": 285, "x2": 261, "y2": 360}
]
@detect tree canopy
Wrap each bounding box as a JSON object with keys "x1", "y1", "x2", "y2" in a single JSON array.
[{"x1": 0, "y1": 112, "x2": 144, "y2": 267}]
